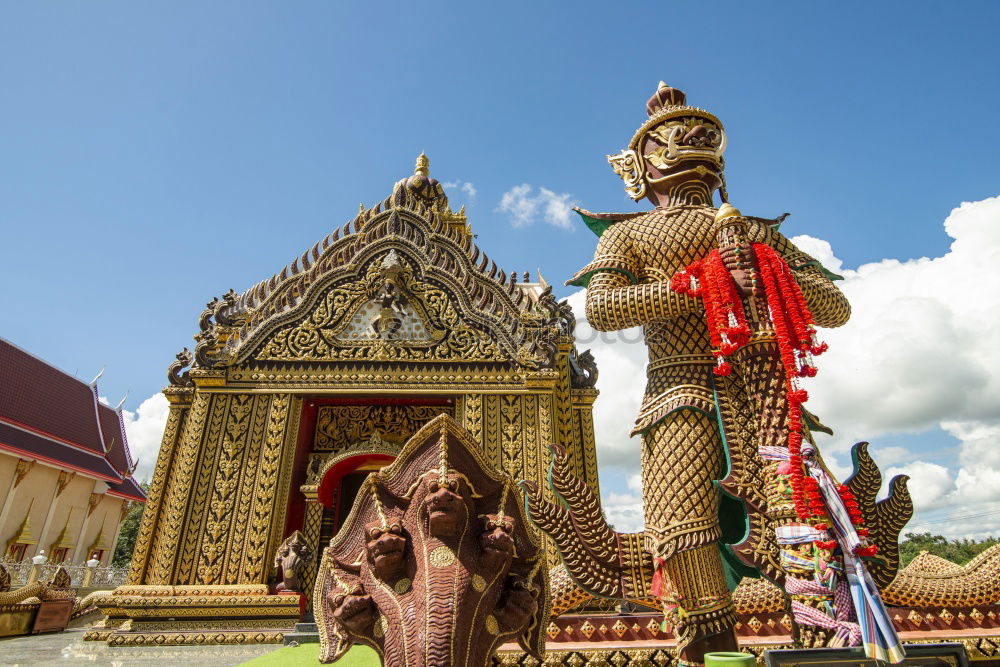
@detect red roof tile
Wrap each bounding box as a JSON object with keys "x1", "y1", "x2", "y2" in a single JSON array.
[
  {"x1": 107, "y1": 476, "x2": 146, "y2": 502},
  {"x1": 0, "y1": 338, "x2": 145, "y2": 502},
  {"x1": 0, "y1": 422, "x2": 120, "y2": 481},
  {"x1": 0, "y1": 339, "x2": 106, "y2": 453}
]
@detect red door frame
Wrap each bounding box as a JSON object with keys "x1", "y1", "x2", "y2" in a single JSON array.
[{"x1": 281, "y1": 395, "x2": 453, "y2": 538}]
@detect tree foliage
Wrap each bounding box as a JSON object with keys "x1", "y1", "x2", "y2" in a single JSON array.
[
  {"x1": 112, "y1": 481, "x2": 149, "y2": 568},
  {"x1": 898, "y1": 532, "x2": 1000, "y2": 568}
]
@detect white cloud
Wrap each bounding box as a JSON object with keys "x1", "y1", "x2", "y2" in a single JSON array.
[
  {"x1": 497, "y1": 184, "x2": 576, "y2": 230},
  {"x1": 567, "y1": 290, "x2": 646, "y2": 474},
  {"x1": 574, "y1": 196, "x2": 1000, "y2": 539},
  {"x1": 602, "y1": 490, "x2": 644, "y2": 533},
  {"x1": 799, "y1": 196, "x2": 1000, "y2": 535},
  {"x1": 121, "y1": 393, "x2": 170, "y2": 483},
  {"x1": 443, "y1": 180, "x2": 477, "y2": 201},
  {"x1": 498, "y1": 184, "x2": 536, "y2": 227},
  {"x1": 883, "y1": 461, "x2": 954, "y2": 510}
]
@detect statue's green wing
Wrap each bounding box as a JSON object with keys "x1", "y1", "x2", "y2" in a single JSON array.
[{"x1": 573, "y1": 207, "x2": 644, "y2": 238}]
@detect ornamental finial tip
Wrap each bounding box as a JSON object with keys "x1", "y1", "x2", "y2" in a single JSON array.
[
  {"x1": 658, "y1": 80, "x2": 668, "y2": 89},
  {"x1": 415, "y1": 152, "x2": 429, "y2": 176},
  {"x1": 714, "y1": 202, "x2": 742, "y2": 222}
]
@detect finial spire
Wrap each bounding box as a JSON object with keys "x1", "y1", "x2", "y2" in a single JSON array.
[{"x1": 415, "y1": 152, "x2": 429, "y2": 177}]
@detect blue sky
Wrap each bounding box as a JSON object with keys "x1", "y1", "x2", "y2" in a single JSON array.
[{"x1": 3, "y1": 2, "x2": 1000, "y2": 536}]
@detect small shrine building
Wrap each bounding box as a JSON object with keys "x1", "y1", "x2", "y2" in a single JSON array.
[{"x1": 127, "y1": 156, "x2": 601, "y2": 615}]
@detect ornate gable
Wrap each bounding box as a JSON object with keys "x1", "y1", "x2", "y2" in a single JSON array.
[{"x1": 182, "y1": 156, "x2": 573, "y2": 377}]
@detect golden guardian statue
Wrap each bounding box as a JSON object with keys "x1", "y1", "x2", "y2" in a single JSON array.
[{"x1": 524, "y1": 82, "x2": 913, "y2": 665}]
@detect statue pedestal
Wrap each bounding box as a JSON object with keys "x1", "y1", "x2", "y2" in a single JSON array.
[
  {"x1": 282, "y1": 622, "x2": 319, "y2": 645},
  {"x1": 275, "y1": 590, "x2": 306, "y2": 619},
  {"x1": 87, "y1": 585, "x2": 302, "y2": 646}
]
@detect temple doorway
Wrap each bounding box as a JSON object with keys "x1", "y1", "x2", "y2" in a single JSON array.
[
  {"x1": 291, "y1": 396, "x2": 456, "y2": 599},
  {"x1": 316, "y1": 454, "x2": 395, "y2": 547}
]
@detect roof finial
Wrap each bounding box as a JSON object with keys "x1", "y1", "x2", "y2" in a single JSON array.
[
  {"x1": 415, "y1": 152, "x2": 429, "y2": 177},
  {"x1": 115, "y1": 391, "x2": 129, "y2": 411},
  {"x1": 88, "y1": 368, "x2": 105, "y2": 387}
]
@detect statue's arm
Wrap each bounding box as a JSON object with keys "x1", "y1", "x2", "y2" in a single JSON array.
[
  {"x1": 574, "y1": 226, "x2": 699, "y2": 332},
  {"x1": 584, "y1": 272, "x2": 699, "y2": 331},
  {"x1": 757, "y1": 224, "x2": 851, "y2": 328}
]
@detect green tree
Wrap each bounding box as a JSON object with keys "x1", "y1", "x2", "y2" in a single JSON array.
[
  {"x1": 112, "y1": 481, "x2": 149, "y2": 568},
  {"x1": 898, "y1": 532, "x2": 1000, "y2": 568}
]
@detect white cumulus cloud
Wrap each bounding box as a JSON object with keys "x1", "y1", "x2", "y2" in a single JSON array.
[
  {"x1": 497, "y1": 184, "x2": 576, "y2": 230},
  {"x1": 443, "y1": 180, "x2": 477, "y2": 201},
  {"x1": 121, "y1": 393, "x2": 170, "y2": 483}
]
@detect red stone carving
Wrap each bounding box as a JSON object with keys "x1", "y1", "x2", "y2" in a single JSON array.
[{"x1": 314, "y1": 414, "x2": 548, "y2": 665}]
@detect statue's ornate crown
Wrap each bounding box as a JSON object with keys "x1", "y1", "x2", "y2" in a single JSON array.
[
  {"x1": 646, "y1": 81, "x2": 687, "y2": 116},
  {"x1": 628, "y1": 81, "x2": 723, "y2": 151}
]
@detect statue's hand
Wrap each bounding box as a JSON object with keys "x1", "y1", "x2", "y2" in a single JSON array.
[{"x1": 720, "y1": 244, "x2": 757, "y2": 297}]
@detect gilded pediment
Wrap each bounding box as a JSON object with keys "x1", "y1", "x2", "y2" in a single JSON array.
[
  {"x1": 252, "y1": 248, "x2": 506, "y2": 363},
  {"x1": 177, "y1": 157, "x2": 577, "y2": 374}
]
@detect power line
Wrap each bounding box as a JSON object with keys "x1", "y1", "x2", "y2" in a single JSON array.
[{"x1": 906, "y1": 509, "x2": 1000, "y2": 527}]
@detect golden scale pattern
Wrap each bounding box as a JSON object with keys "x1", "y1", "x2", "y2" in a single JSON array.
[{"x1": 883, "y1": 543, "x2": 1000, "y2": 608}]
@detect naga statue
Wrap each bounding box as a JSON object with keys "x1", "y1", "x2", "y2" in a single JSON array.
[
  {"x1": 274, "y1": 530, "x2": 313, "y2": 593},
  {"x1": 523, "y1": 82, "x2": 915, "y2": 665},
  {"x1": 314, "y1": 414, "x2": 547, "y2": 666}
]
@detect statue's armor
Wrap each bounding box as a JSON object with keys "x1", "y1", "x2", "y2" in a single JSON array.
[{"x1": 570, "y1": 203, "x2": 851, "y2": 647}]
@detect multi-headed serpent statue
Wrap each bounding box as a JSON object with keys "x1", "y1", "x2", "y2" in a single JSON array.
[{"x1": 523, "y1": 82, "x2": 913, "y2": 665}]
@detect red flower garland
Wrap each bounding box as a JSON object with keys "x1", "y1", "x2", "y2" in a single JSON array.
[
  {"x1": 671, "y1": 242, "x2": 873, "y2": 554},
  {"x1": 671, "y1": 250, "x2": 751, "y2": 376}
]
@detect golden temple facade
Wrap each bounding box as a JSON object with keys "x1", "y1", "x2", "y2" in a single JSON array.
[{"x1": 115, "y1": 156, "x2": 600, "y2": 641}]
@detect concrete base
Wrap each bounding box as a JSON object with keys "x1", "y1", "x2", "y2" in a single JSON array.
[
  {"x1": 282, "y1": 622, "x2": 319, "y2": 645},
  {"x1": 92, "y1": 585, "x2": 301, "y2": 646}
]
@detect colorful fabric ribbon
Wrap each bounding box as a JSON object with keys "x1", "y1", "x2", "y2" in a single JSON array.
[{"x1": 761, "y1": 445, "x2": 906, "y2": 664}]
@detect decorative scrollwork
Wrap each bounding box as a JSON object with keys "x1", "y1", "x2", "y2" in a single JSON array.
[
  {"x1": 569, "y1": 349, "x2": 599, "y2": 389},
  {"x1": 193, "y1": 289, "x2": 240, "y2": 368},
  {"x1": 314, "y1": 404, "x2": 452, "y2": 452},
  {"x1": 256, "y1": 252, "x2": 507, "y2": 363},
  {"x1": 166, "y1": 348, "x2": 193, "y2": 387}
]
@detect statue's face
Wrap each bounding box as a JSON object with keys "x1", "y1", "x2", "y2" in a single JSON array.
[
  {"x1": 480, "y1": 515, "x2": 516, "y2": 566},
  {"x1": 641, "y1": 116, "x2": 725, "y2": 176},
  {"x1": 423, "y1": 475, "x2": 469, "y2": 537},
  {"x1": 611, "y1": 114, "x2": 726, "y2": 202},
  {"x1": 365, "y1": 520, "x2": 407, "y2": 580},
  {"x1": 329, "y1": 589, "x2": 376, "y2": 634}
]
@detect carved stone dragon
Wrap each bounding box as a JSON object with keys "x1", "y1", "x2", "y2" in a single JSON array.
[{"x1": 274, "y1": 530, "x2": 313, "y2": 593}]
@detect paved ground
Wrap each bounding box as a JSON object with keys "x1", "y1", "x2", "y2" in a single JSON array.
[{"x1": 0, "y1": 629, "x2": 284, "y2": 666}]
